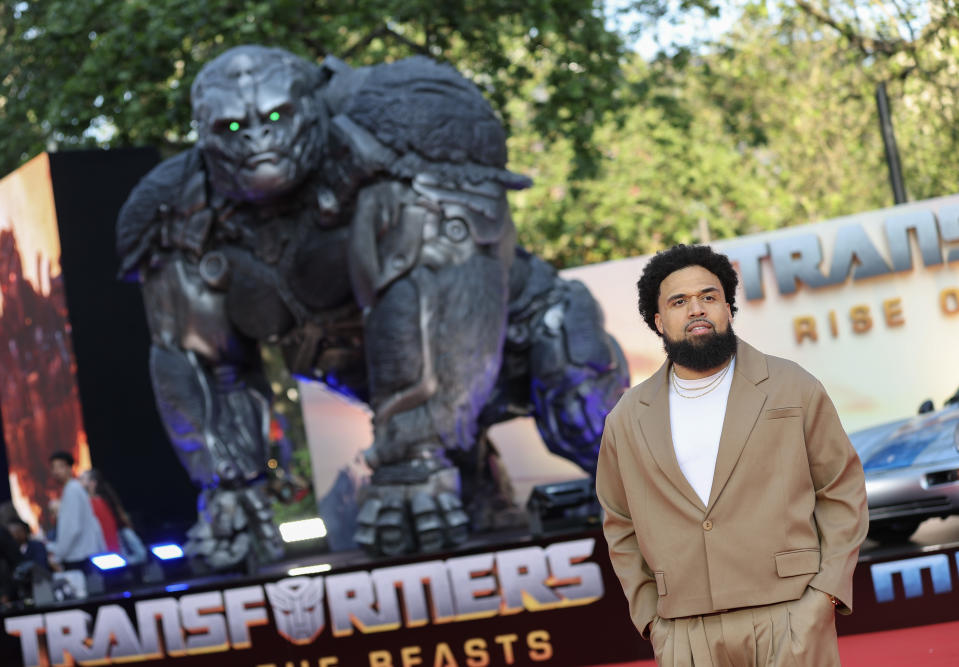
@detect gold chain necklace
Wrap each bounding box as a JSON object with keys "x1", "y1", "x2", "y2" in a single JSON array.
[{"x1": 671, "y1": 361, "x2": 732, "y2": 399}]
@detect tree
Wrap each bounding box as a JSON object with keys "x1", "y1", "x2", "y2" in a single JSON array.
[
  {"x1": 790, "y1": 0, "x2": 959, "y2": 202},
  {"x1": 508, "y1": 0, "x2": 959, "y2": 267},
  {"x1": 0, "y1": 0, "x2": 627, "y2": 179}
]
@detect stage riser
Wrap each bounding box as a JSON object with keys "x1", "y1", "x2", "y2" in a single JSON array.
[{"x1": 4, "y1": 529, "x2": 958, "y2": 666}]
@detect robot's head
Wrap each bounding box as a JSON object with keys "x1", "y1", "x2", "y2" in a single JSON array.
[{"x1": 191, "y1": 46, "x2": 328, "y2": 203}]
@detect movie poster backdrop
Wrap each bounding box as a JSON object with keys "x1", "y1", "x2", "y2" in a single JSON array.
[
  {"x1": 0, "y1": 154, "x2": 89, "y2": 534},
  {"x1": 565, "y1": 192, "x2": 959, "y2": 433}
]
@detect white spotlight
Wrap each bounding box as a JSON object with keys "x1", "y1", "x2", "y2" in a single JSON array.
[
  {"x1": 91, "y1": 553, "x2": 127, "y2": 570},
  {"x1": 287, "y1": 563, "x2": 332, "y2": 577},
  {"x1": 151, "y1": 544, "x2": 185, "y2": 560},
  {"x1": 278, "y1": 517, "x2": 327, "y2": 543}
]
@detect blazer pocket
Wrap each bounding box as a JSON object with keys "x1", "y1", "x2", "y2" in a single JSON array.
[
  {"x1": 775, "y1": 549, "x2": 821, "y2": 577},
  {"x1": 765, "y1": 407, "x2": 802, "y2": 420},
  {"x1": 654, "y1": 571, "x2": 667, "y2": 596}
]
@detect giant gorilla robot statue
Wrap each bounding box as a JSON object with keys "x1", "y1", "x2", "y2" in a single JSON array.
[{"x1": 117, "y1": 46, "x2": 628, "y2": 565}]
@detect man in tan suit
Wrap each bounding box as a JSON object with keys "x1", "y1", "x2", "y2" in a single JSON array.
[{"x1": 597, "y1": 244, "x2": 868, "y2": 666}]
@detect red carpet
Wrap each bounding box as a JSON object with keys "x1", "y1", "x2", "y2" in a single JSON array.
[
  {"x1": 590, "y1": 620, "x2": 959, "y2": 666},
  {"x1": 836, "y1": 621, "x2": 959, "y2": 666}
]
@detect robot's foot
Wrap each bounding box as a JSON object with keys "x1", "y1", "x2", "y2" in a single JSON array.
[
  {"x1": 184, "y1": 487, "x2": 285, "y2": 571},
  {"x1": 241, "y1": 483, "x2": 286, "y2": 563},
  {"x1": 354, "y1": 460, "x2": 469, "y2": 556}
]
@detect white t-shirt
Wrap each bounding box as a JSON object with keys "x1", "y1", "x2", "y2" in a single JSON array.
[{"x1": 668, "y1": 356, "x2": 736, "y2": 507}]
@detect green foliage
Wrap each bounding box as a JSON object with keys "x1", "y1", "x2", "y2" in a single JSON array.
[
  {"x1": 509, "y1": 0, "x2": 959, "y2": 267},
  {"x1": 0, "y1": 0, "x2": 624, "y2": 179}
]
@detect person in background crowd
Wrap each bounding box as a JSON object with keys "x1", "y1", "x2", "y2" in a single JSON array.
[
  {"x1": 6, "y1": 517, "x2": 49, "y2": 571},
  {"x1": 80, "y1": 469, "x2": 147, "y2": 564},
  {"x1": 48, "y1": 451, "x2": 106, "y2": 570},
  {"x1": 80, "y1": 469, "x2": 121, "y2": 553},
  {"x1": 0, "y1": 503, "x2": 48, "y2": 603}
]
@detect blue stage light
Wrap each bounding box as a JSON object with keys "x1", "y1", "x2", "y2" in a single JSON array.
[
  {"x1": 151, "y1": 544, "x2": 185, "y2": 560},
  {"x1": 165, "y1": 583, "x2": 190, "y2": 592},
  {"x1": 91, "y1": 553, "x2": 127, "y2": 570},
  {"x1": 141, "y1": 543, "x2": 193, "y2": 585}
]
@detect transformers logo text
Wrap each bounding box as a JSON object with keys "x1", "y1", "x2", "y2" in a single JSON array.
[
  {"x1": 265, "y1": 577, "x2": 326, "y2": 645},
  {"x1": 5, "y1": 538, "x2": 603, "y2": 666}
]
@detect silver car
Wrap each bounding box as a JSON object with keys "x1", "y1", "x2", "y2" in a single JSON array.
[{"x1": 848, "y1": 397, "x2": 959, "y2": 542}]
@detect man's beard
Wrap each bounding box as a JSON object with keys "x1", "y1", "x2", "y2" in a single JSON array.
[{"x1": 663, "y1": 323, "x2": 737, "y2": 372}]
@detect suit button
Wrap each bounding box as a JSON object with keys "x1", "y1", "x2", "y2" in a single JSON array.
[{"x1": 703, "y1": 519, "x2": 713, "y2": 531}]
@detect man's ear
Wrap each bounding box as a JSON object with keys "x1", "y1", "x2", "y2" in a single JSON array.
[{"x1": 654, "y1": 312, "x2": 664, "y2": 335}]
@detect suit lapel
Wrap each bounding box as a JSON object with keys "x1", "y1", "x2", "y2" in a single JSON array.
[
  {"x1": 638, "y1": 364, "x2": 707, "y2": 512},
  {"x1": 706, "y1": 340, "x2": 769, "y2": 512}
]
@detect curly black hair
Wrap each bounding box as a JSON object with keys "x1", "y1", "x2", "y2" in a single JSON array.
[{"x1": 637, "y1": 244, "x2": 738, "y2": 336}]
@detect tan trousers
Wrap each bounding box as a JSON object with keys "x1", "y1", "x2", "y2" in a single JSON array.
[{"x1": 649, "y1": 587, "x2": 840, "y2": 666}]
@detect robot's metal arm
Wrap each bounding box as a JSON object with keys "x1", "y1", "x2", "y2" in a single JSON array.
[
  {"x1": 140, "y1": 253, "x2": 282, "y2": 567},
  {"x1": 149, "y1": 343, "x2": 270, "y2": 489}
]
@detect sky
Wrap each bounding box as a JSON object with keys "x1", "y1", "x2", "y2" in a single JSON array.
[{"x1": 606, "y1": 0, "x2": 740, "y2": 60}]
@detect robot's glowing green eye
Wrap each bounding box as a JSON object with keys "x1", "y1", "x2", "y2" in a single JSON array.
[
  {"x1": 228, "y1": 121, "x2": 241, "y2": 132},
  {"x1": 269, "y1": 111, "x2": 280, "y2": 122}
]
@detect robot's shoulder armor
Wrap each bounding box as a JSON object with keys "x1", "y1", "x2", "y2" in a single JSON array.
[
  {"x1": 339, "y1": 56, "x2": 531, "y2": 190},
  {"x1": 116, "y1": 149, "x2": 207, "y2": 279}
]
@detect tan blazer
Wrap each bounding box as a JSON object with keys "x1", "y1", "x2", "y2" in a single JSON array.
[{"x1": 596, "y1": 338, "x2": 868, "y2": 636}]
